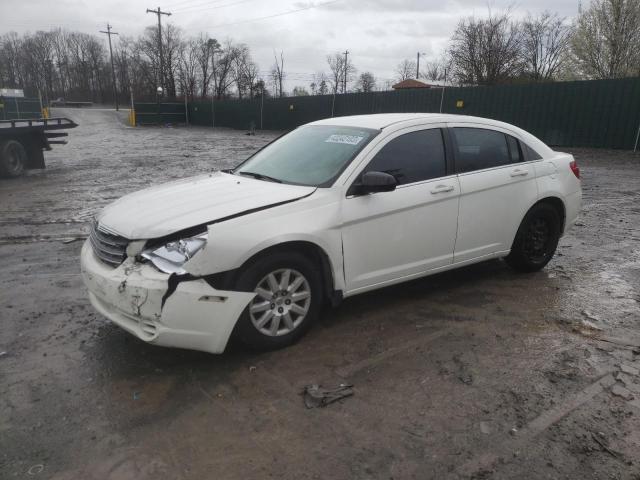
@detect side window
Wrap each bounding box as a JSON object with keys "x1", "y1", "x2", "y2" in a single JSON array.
[
  {"x1": 506, "y1": 135, "x2": 523, "y2": 163},
  {"x1": 363, "y1": 129, "x2": 446, "y2": 185},
  {"x1": 452, "y1": 128, "x2": 511, "y2": 173},
  {"x1": 523, "y1": 143, "x2": 542, "y2": 160}
]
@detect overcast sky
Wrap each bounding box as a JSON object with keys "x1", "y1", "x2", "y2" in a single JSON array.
[{"x1": 1, "y1": 0, "x2": 582, "y2": 90}]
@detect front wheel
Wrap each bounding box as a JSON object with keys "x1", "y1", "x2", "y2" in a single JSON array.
[
  {"x1": 505, "y1": 203, "x2": 562, "y2": 273},
  {"x1": 233, "y1": 252, "x2": 323, "y2": 350}
]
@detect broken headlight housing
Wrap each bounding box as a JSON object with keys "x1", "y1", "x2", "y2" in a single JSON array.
[{"x1": 141, "y1": 233, "x2": 207, "y2": 274}]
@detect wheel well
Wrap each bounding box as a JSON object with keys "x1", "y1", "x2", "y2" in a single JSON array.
[
  {"x1": 536, "y1": 197, "x2": 566, "y2": 232},
  {"x1": 235, "y1": 241, "x2": 341, "y2": 306}
]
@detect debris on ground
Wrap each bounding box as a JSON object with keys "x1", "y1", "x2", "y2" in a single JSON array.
[
  {"x1": 610, "y1": 384, "x2": 634, "y2": 401},
  {"x1": 27, "y1": 464, "x2": 44, "y2": 475},
  {"x1": 591, "y1": 432, "x2": 621, "y2": 459},
  {"x1": 479, "y1": 421, "x2": 492, "y2": 435},
  {"x1": 620, "y1": 363, "x2": 639, "y2": 376},
  {"x1": 0, "y1": 351, "x2": 7, "y2": 358},
  {"x1": 302, "y1": 383, "x2": 354, "y2": 408},
  {"x1": 62, "y1": 237, "x2": 84, "y2": 244}
]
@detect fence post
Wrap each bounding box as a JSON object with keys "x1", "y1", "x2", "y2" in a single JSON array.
[
  {"x1": 184, "y1": 95, "x2": 189, "y2": 126},
  {"x1": 260, "y1": 89, "x2": 264, "y2": 130},
  {"x1": 439, "y1": 69, "x2": 447, "y2": 114},
  {"x1": 634, "y1": 120, "x2": 640, "y2": 152},
  {"x1": 14, "y1": 97, "x2": 20, "y2": 120},
  {"x1": 129, "y1": 86, "x2": 135, "y2": 127},
  {"x1": 211, "y1": 96, "x2": 215, "y2": 129}
]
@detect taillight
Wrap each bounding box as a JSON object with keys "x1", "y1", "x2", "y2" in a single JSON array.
[{"x1": 569, "y1": 160, "x2": 580, "y2": 179}]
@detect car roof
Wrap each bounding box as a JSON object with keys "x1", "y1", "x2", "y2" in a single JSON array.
[
  {"x1": 307, "y1": 113, "x2": 553, "y2": 155},
  {"x1": 309, "y1": 113, "x2": 506, "y2": 129}
]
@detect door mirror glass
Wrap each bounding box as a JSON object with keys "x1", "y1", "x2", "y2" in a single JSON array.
[{"x1": 356, "y1": 171, "x2": 397, "y2": 194}]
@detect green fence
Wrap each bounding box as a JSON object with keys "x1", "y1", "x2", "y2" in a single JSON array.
[
  {"x1": 0, "y1": 96, "x2": 42, "y2": 120},
  {"x1": 134, "y1": 102, "x2": 186, "y2": 125},
  {"x1": 188, "y1": 77, "x2": 640, "y2": 149}
]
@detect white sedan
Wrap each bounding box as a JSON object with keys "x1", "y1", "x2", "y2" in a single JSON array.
[{"x1": 81, "y1": 113, "x2": 581, "y2": 353}]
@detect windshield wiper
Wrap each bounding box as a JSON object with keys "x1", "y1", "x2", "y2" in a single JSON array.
[{"x1": 236, "y1": 171, "x2": 283, "y2": 183}]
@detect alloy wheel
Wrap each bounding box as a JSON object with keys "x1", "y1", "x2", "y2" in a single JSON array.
[{"x1": 249, "y1": 268, "x2": 311, "y2": 336}]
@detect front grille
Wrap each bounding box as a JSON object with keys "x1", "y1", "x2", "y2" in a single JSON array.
[{"x1": 89, "y1": 222, "x2": 129, "y2": 267}]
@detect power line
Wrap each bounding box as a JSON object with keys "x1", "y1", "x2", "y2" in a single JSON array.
[
  {"x1": 173, "y1": 0, "x2": 255, "y2": 14},
  {"x1": 146, "y1": 7, "x2": 172, "y2": 93},
  {"x1": 202, "y1": 0, "x2": 343, "y2": 29},
  {"x1": 99, "y1": 23, "x2": 119, "y2": 111},
  {"x1": 167, "y1": 0, "x2": 229, "y2": 9}
]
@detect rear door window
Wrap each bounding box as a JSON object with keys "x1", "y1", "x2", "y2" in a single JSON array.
[
  {"x1": 363, "y1": 128, "x2": 446, "y2": 185},
  {"x1": 506, "y1": 135, "x2": 523, "y2": 163},
  {"x1": 452, "y1": 127, "x2": 511, "y2": 173}
]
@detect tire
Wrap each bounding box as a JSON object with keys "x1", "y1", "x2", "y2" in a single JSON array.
[
  {"x1": 505, "y1": 203, "x2": 562, "y2": 273},
  {"x1": 233, "y1": 252, "x2": 323, "y2": 351},
  {"x1": 0, "y1": 139, "x2": 27, "y2": 178}
]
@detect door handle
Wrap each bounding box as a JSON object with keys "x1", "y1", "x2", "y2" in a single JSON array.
[
  {"x1": 430, "y1": 184, "x2": 454, "y2": 194},
  {"x1": 510, "y1": 168, "x2": 529, "y2": 177}
]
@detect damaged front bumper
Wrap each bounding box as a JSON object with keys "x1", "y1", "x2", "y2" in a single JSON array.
[{"x1": 80, "y1": 240, "x2": 255, "y2": 354}]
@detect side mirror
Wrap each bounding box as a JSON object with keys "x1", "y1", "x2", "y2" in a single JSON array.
[{"x1": 355, "y1": 171, "x2": 397, "y2": 195}]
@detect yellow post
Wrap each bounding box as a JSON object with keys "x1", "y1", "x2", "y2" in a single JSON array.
[
  {"x1": 41, "y1": 107, "x2": 49, "y2": 119},
  {"x1": 129, "y1": 109, "x2": 136, "y2": 127}
]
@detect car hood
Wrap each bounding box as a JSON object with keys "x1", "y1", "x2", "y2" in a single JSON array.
[{"x1": 97, "y1": 171, "x2": 316, "y2": 239}]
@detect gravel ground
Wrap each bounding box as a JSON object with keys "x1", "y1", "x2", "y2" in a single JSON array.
[{"x1": 1, "y1": 108, "x2": 640, "y2": 480}]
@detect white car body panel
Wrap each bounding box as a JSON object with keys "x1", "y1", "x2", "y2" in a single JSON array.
[
  {"x1": 81, "y1": 241, "x2": 255, "y2": 353},
  {"x1": 339, "y1": 123, "x2": 459, "y2": 290},
  {"x1": 448, "y1": 121, "x2": 540, "y2": 262},
  {"x1": 97, "y1": 171, "x2": 315, "y2": 239},
  {"x1": 80, "y1": 113, "x2": 582, "y2": 354}
]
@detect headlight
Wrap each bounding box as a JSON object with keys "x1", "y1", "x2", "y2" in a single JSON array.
[{"x1": 141, "y1": 233, "x2": 207, "y2": 274}]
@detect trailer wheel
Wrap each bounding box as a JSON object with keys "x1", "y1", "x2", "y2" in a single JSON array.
[{"x1": 0, "y1": 140, "x2": 27, "y2": 177}]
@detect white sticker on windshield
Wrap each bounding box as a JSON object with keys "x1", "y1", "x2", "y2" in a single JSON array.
[{"x1": 325, "y1": 134, "x2": 364, "y2": 145}]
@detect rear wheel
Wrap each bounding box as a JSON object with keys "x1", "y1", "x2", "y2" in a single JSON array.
[
  {"x1": 505, "y1": 203, "x2": 562, "y2": 272},
  {"x1": 233, "y1": 252, "x2": 323, "y2": 350},
  {"x1": 0, "y1": 139, "x2": 27, "y2": 178}
]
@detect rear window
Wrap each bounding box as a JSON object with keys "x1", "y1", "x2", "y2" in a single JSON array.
[{"x1": 523, "y1": 143, "x2": 542, "y2": 160}]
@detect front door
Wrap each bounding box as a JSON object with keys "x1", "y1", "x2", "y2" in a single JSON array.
[{"x1": 341, "y1": 126, "x2": 460, "y2": 293}]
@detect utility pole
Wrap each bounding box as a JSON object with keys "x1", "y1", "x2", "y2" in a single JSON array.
[
  {"x1": 342, "y1": 50, "x2": 349, "y2": 93},
  {"x1": 416, "y1": 52, "x2": 425, "y2": 80},
  {"x1": 146, "y1": 7, "x2": 171, "y2": 94},
  {"x1": 100, "y1": 23, "x2": 119, "y2": 110}
]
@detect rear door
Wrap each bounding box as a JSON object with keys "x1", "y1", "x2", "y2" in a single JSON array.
[
  {"x1": 449, "y1": 125, "x2": 539, "y2": 263},
  {"x1": 341, "y1": 126, "x2": 460, "y2": 292}
]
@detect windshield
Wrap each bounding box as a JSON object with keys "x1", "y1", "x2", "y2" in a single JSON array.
[{"x1": 234, "y1": 125, "x2": 378, "y2": 186}]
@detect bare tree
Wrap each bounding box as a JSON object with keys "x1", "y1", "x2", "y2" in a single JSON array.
[
  {"x1": 571, "y1": 0, "x2": 640, "y2": 78},
  {"x1": 448, "y1": 10, "x2": 523, "y2": 85},
  {"x1": 395, "y1": 59, "x2": 417, "y2": 81},
  {"x1": 270, "y1": 50, "x2": 285, "y2": 97},
  {"x1": 211, "y1": 40, "x2": 237, "y2": 99},
  {"x1": 421, "y1": 57, "x2": 448, "y2": 81},
  {"x1": 0, "y1": 25, "x2": 265, "y2": 103},
  {"x1": 310, "y1": 71, "x2": 328, "y2": 95},
  {"x1": 326, "y1": 52, "x2": 356, "y2": 93},
  {"x1": 292, "y1": 86, "x2": 309, "y2": 96},
  {"x1": 196, "y1": 36, "x2": 218, "y2": 99},
  {"x1": 178, "y1": 38, "x2": 199, "y2": 99},
  {"x1": 520, "y1": 12, "x2": 572, "y2": 80},
  {"x1": 356, "y1": 71, "x2": 376, "y2": 92}
]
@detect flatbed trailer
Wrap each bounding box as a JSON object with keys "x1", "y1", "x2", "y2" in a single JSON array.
[{"x1": 0, "y1": 117, "x2": 77, "y2": 177}]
